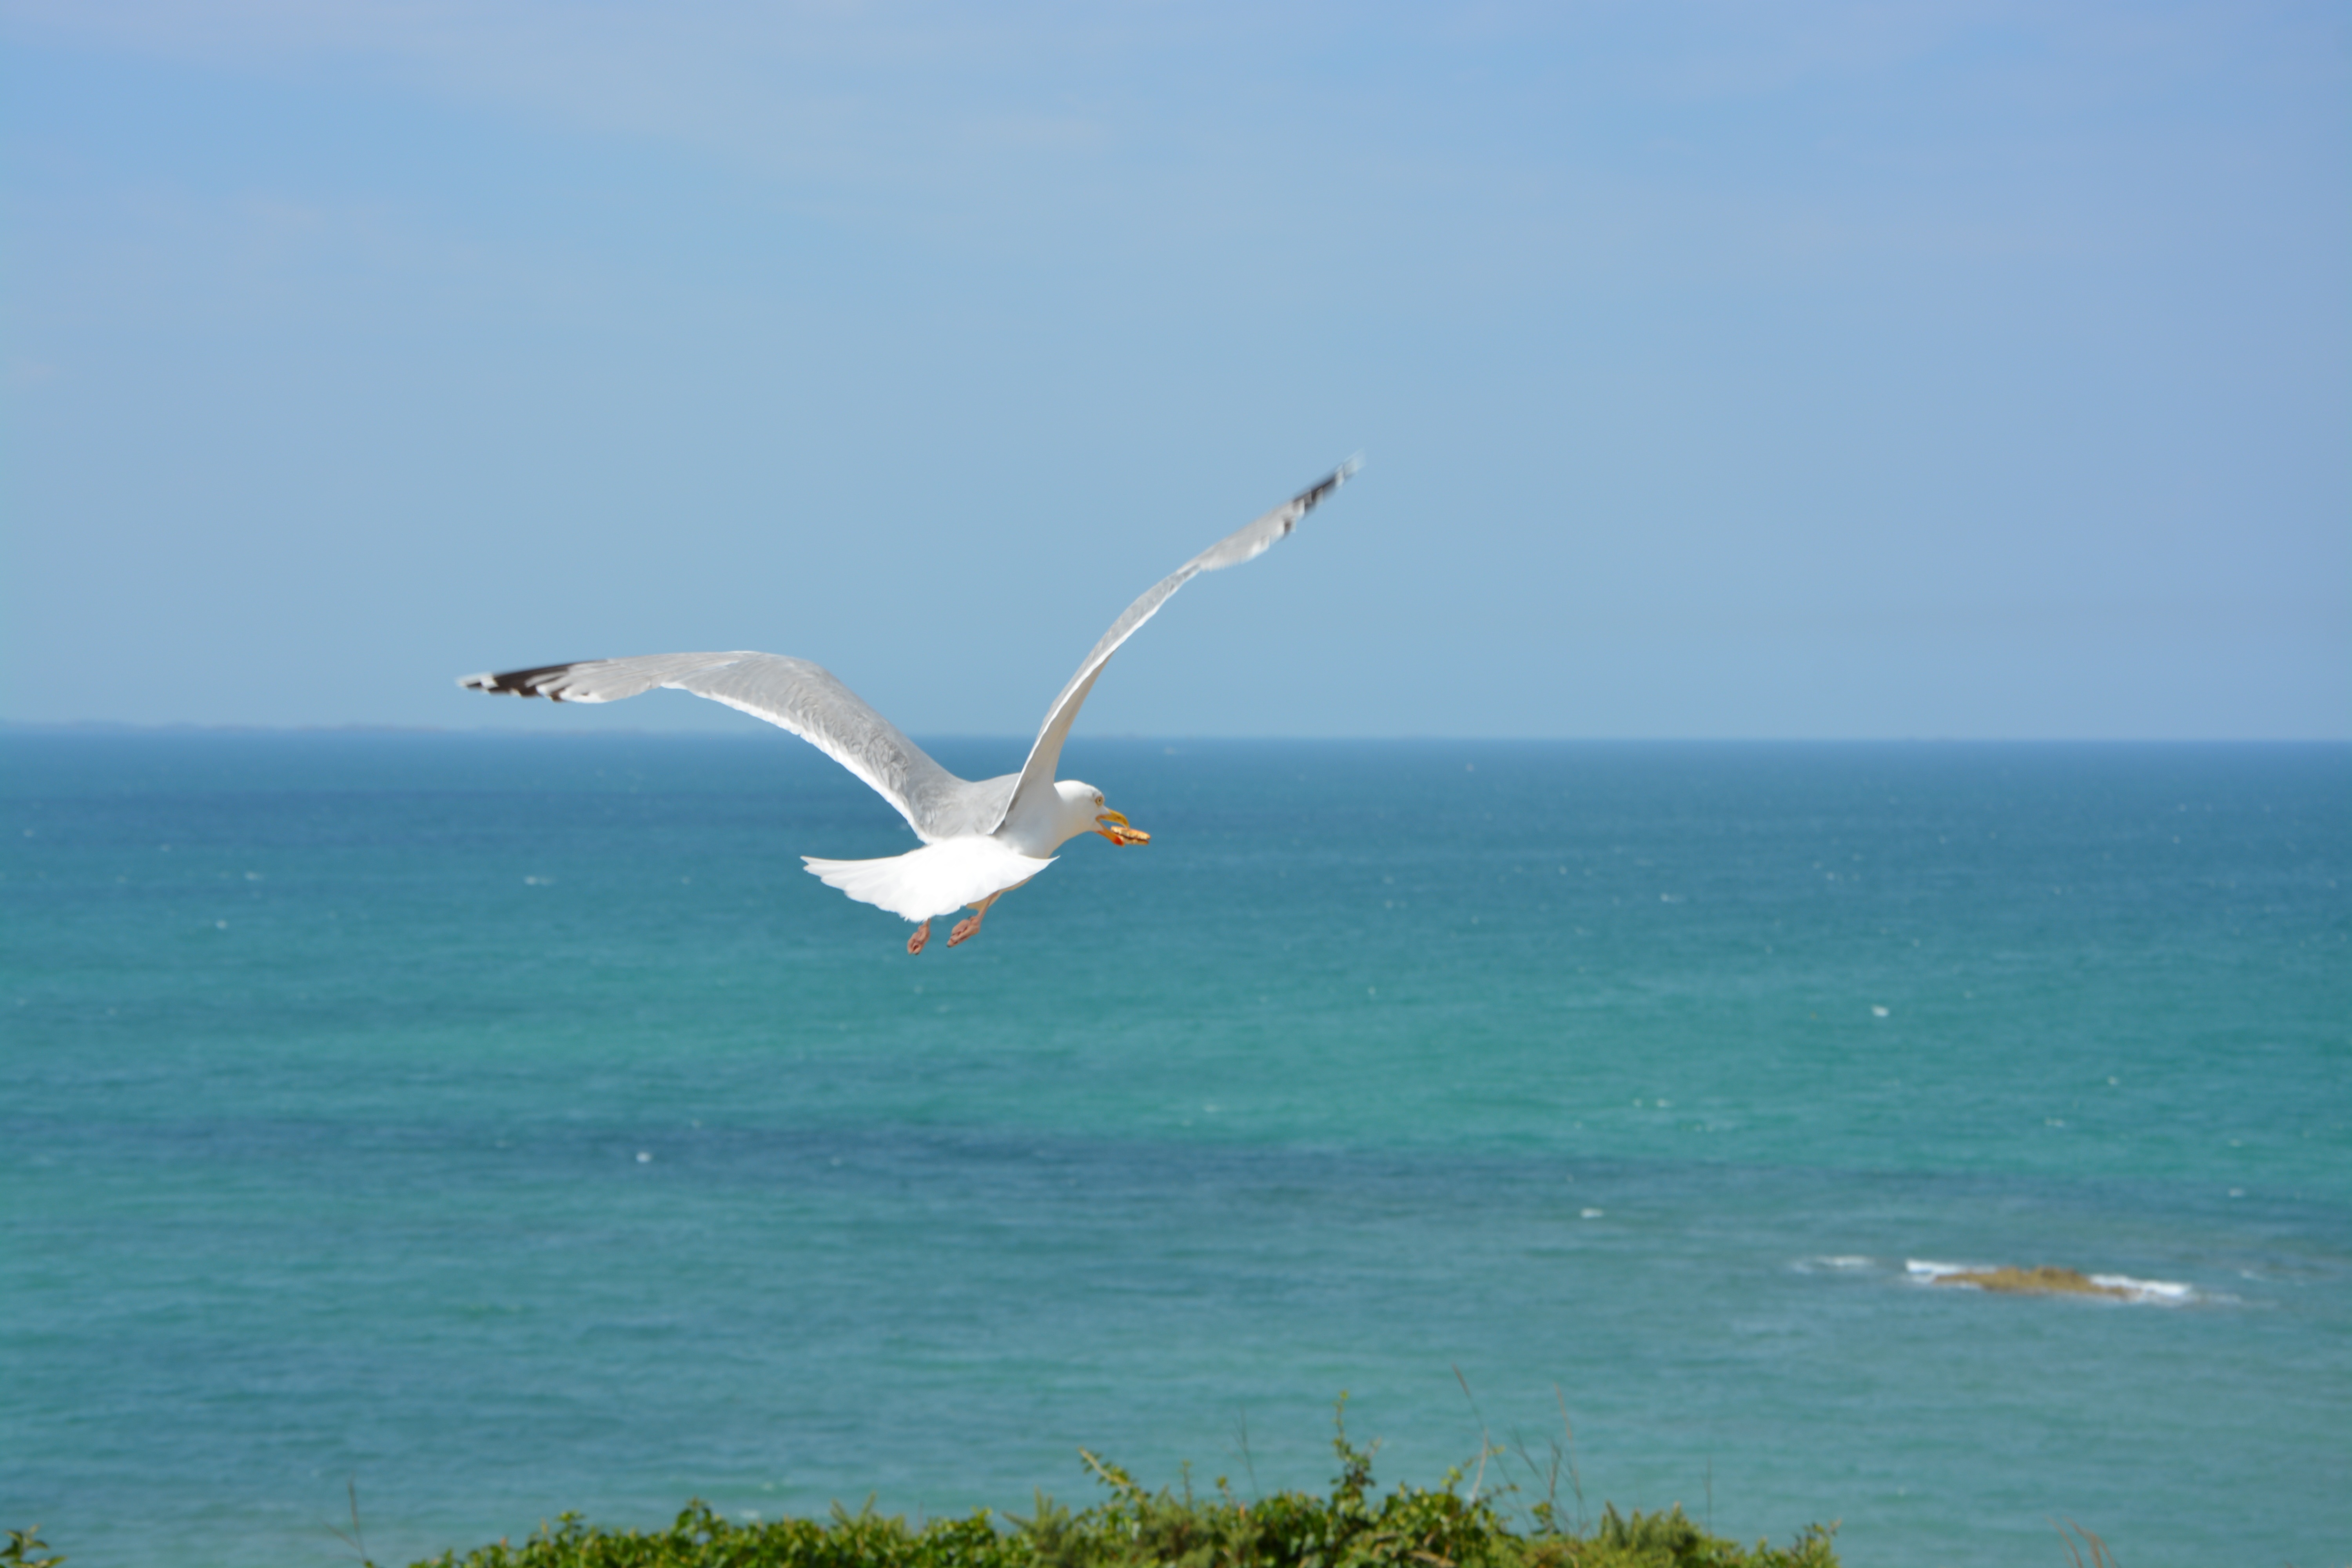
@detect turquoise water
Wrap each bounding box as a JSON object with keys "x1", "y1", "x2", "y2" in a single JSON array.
[{"x1": 3, "y1": 733, "x2": 2345, "y2": 1568}]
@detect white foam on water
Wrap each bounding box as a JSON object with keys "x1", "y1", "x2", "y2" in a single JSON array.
[{"x1": 2088, "y1": 1272, "x2": 2196, "y2": 1304}]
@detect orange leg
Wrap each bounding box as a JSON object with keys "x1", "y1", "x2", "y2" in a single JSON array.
[
  {"x1": 947, "y1": 891, "x2": 1002, "y2": 947},
  {"x1": 906, "y1": 920, "x2": 931, "y2": 956}
]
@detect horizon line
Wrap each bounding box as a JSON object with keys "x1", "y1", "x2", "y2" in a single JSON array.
[{"x1": 2, "y1": 719, "x2": 2345, "y2": 746}]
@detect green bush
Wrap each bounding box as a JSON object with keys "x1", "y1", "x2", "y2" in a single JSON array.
[
  {"x1": 1, "y1": 1527, "x2": 65, "y2": 1568},
  {"x1": 407, "y1": 1409, "x2": 1837, "y2": 1568}
]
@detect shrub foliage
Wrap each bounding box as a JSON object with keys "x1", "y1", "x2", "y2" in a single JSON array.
[{"x1": 409, "y1": 1408, "x2": 1837, "y2": 1568}]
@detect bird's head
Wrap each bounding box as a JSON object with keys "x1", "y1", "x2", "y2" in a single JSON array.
[{"x1": 1060, "y1": 780, "x2": 1150, "y2": 847}]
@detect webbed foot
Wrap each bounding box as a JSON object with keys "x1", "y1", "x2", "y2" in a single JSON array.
[{"x1": 947, "y1": 890, "x2": 1002, "y2": 948}]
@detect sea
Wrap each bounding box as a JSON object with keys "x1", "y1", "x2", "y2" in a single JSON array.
[{"x1": 2, "y1": 731, "x2": 2345, "y2": 1568}]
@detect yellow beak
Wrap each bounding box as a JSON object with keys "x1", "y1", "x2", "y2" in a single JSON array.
[{"x1": 1095, "y1": 809, "x2": 1150, "y2": 847}]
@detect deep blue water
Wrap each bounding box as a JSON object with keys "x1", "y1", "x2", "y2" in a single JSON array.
[{"x1": 2, "y1": 733, "x2": 2345, "y2": 1568}]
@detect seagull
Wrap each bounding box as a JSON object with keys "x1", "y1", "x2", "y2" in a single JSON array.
[{"x1": 458, "y1": 461, "x2": 1357, "y2": 954}]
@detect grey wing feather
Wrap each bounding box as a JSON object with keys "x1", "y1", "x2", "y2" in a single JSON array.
[
  {"x1": 459, "y1": 652, "x2": 1006, "y2": 841},
  {"x1": 995, "y1": 458, "x2": 1359, "y2": 832}
]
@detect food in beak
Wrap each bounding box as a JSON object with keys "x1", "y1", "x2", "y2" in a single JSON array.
[{"x1": 1095, "y1": 811, "x2": 1150, "y2": 847}]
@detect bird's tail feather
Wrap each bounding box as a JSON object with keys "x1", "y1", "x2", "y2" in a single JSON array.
[{"x1": 803, "y1": 838, "x2": 1053, "y2": 922}]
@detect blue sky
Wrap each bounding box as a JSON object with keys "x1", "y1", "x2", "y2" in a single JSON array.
[{"x1": 4, "y1": 1, "x2": 2345, "y2": 738}]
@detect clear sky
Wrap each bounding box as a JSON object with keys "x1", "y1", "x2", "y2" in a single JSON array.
[{"x1": 4, "y1": 2, "x2": 2345, "y2": 739}]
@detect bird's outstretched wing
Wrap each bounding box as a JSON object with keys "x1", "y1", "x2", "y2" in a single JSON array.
[
  {"x1": 995, "y1": 459, "x2": 1359, "y2": 834},
  {"x1": 458, "y1": 652, "x2": 982, "y2": 840}
]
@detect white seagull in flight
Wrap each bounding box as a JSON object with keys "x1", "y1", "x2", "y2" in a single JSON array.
[{"x1": 459, "y1": 461, "x2": 1358, "y2": 954}]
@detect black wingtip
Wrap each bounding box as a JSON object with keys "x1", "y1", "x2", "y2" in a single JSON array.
[
  {"x1": 457, "y1": 662, "x2": 592, "y2": 700},
  {"x1": 1292, "y1": 456, "x2": 1361, "y2": 515}
]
